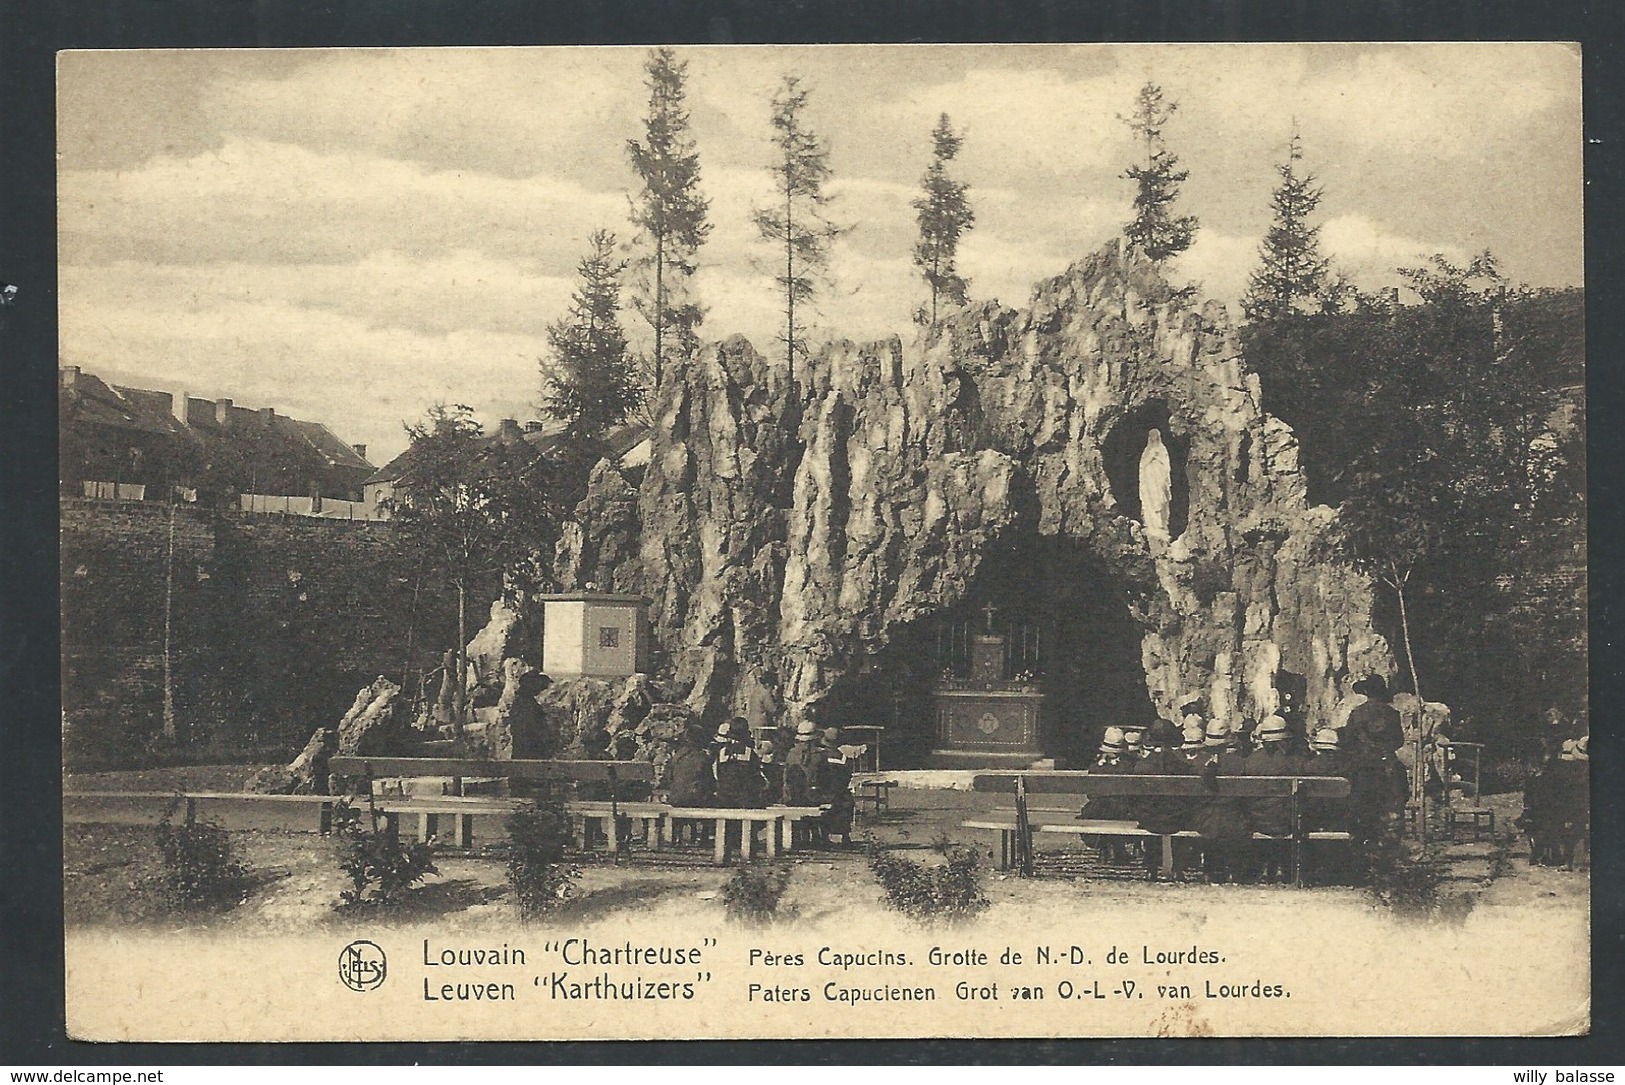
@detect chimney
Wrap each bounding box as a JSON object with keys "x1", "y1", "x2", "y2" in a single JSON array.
[
  {"x1": 215, "y1": 398, "x2": 233, "y2": 426},
  {"x1": 60, "y1": 366, "x2": 80, "y2": 388},
  {"x1": 259, "y1": 406, "x2": 275, "y2": 425},
  {"x1": 499, "y1": 418, "x2": 522, "y2": 441},
  {"x1": 351, "y1": 443, "x2": 368, "y2": 461},
  {"x1": 523, "y1": 421, "x2": 543, "y2": 434},
  {"x1": 173, "y1": 390, "x2": 191, "y2": 426}
]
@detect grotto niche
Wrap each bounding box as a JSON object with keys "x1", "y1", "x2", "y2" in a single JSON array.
[
  {"x1": 816, "y1": 534, "x2": 1157, "y2": 767},
  {"x1": 550, "y1": 239, "x2": 1396, "y2": 768}
]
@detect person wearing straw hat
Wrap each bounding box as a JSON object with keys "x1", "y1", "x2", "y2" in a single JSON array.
[
  {"x1": 1083, "y1": 727, "x2": 1133, "y2": 859},
  {"x1": 713, "y1": 716, "x2": 768, "y2": 809},
  {"x1": 1193, "y1": 719, "x2": 1251, "y2": 882},
  {"x1": 1240, "y1": 713, "x2": 1300, "y2": 880},
  {"x1": 1547, "y1": 736, "x2": 1590, "y2": 870},
  {"x1": 1344, "y1": 674, "x2": 1407, "y2": 849},
  {"x1": 1302, "y1": 728, "x2": 1350, "y2": 832},
  {"x1": 1134, "y1": 719, "x2": 1197, "y2": 879},
  {"x1": 781, "y1": 718, "x2": 824, "y2": 807},
  {"x1": 818, "y1": 727, "x2": 859, "y2": 846}
]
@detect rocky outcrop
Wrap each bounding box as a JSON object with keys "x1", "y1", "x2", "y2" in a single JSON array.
[
  {"x1": 335, "y1": 676, "x2": 412, "y2": 757},
  {"x1": 245, "y1": 726, "x2": 336, "y2": 794},
  {"x1": 465, "y1": 597, "x2": 537, "y2": 690},
  {"x1": 559, "y1": 240, "x2": 1394, "y2": 756}
]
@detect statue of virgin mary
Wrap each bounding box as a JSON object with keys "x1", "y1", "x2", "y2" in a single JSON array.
[{"x1": 1139, "y1": 428, "x2": 1172, "y2": 540}]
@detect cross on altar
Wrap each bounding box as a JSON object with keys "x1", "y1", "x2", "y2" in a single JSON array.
[{"x1": 981, "y1": 602, "x2": 999, "y2": 633}]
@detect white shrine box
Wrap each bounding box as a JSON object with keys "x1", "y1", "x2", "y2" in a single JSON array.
[{"x1": 540, "y1": 593, "x2": 651, "y2": 679}]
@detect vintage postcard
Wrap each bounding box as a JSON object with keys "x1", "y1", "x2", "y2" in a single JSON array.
[{"x1": 57, "y1": 43, "x2": 1586, "y2": 1041}]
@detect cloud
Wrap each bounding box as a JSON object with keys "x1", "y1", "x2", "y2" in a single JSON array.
[
  {"x1": 1171, "y1": 229, "x2": 1261, "y2": 310},
  {"x1": 61, "y1": 291, "x2": 550, "y2": 465},
  {"x1": 883, "y1": 65, "x2": 1141, "y2": 182},
  {"x1": 59, "y1": 137, "x2": 628, "y2": 269},
  {"x1": 1294, "y1": 45, "x2": 1577, "y2": 159},
  {"x1": 1320, "y1": 214, "x2": 1467, "y2": 287},
  {"x1": 62, "y1": 251, "x2": 575, "y2": 341}
]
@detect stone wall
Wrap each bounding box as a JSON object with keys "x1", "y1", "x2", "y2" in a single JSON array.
[
  {"x1": 60, "y1": 499, "x2": 460, "y2": 768},
  {"x1": 560, "y1": 241, "x2": 1394, "y2": 758}
]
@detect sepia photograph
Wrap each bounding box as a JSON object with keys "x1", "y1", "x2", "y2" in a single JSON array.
[{"x1": 54, "y1": 42, "x2": 1587, "y2": 1041}]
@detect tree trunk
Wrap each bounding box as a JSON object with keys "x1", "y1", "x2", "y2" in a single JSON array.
[
  {"x1": 653, "y1": 240, "x2": 665, "y2": 387},
  {"x1": 452, "y1": 579, "x2": 467, "y2": 740},
  {"x1": 1389, "y1": 562, "x2": 1422, "y2": 703}
]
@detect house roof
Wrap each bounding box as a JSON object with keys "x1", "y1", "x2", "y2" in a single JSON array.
[
  {"x1": 60, "y1": 366, "x2": 375, "y2": 489},
  {"x1": 364, "y1": 419, "x2": 651, "y2": 486}
]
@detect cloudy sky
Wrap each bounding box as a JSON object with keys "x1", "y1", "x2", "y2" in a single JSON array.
[{"x1": 58, "y1": 43, "x2": 1582, "y2": 464}]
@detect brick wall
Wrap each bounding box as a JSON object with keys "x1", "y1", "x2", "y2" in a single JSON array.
[{"x1": 60, "y1": 499, "x2": 468, "y2": 769}]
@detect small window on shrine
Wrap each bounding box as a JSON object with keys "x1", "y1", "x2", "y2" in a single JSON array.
[{"x1": 599, "y1": 626, "x2": 620, "y2": 649}]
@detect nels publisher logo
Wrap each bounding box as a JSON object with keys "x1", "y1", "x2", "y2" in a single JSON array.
[{"x1": 339, "y1": 940, "x2": 387, "y2": 992}]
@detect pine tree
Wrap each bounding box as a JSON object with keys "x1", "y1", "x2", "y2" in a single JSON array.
[
  {"x1": 1121, "y1": 82, "x2": 1198, "y2": 263},
  {"x1": 627, "y1": 48, "x2": 711, "y2": 392},
  {"x1": 912, "y1": 113, "x2": 975, "y2": 330},
  {"x1": 1241, "y1": 129, "x2": 1330, "y2": 322},
  {"x1": 541, "y1": 230, "x2": 640, "y2": 444},
  {"x1": 752, "y1": 75, "x2": 846, "y2": 384}
]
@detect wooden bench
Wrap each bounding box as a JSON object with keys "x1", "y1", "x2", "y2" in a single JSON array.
[
  {"x1": 660, "y1": 805, "x2": 828, "y2": 864},
  {"x1": 966, "y1": 772, "x2": 1352, "y2": 885},
  {"x1": 62, "y1": 790, "x2": 344, "y2": 832},
  {"x1": 329, "y1": 756, "x2": 656, "y2": 851}
]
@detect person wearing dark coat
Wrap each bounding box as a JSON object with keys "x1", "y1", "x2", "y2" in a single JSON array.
[
  {"x1": 1300, "y1": 728, "x2": 1350, "y2": 833},
  {"x1": 1517, "y1": 750, "x2": 1560, "y2": 865},
  {"x1": 757, "y1": 739, "x2": 785, "y2": 804},
  {"x1": 1544, "y1": 738, "x2": 1590, "y2": 869},
  {"x1": 1134, "y1": 720, "x2": 1197, "y2": 878},
  {"x1": 818, "y1": 727, "x2": 858, "y2": 845},
  {"x1": 1193, "y1": 720, "x2": 1251, "y2": 882},
  {"x1": 666, "y1": 722, "x2": 716, "y2": 807},
  {"x1": 1082, "y1": 727, "x2": 1130, "y2": 818},
  {"x1": 1239, "y1": 714, "x2": 1303, "y2": 881},
  {"x1": 713, "y1": 717, "x2": 768, "y2": 808},
  {"x1": 781, "y1": 720, "x2": 824, "y2": 807},
  {"x1": 1343, "y1": 675, "x2": 1408, "y2": 848}
]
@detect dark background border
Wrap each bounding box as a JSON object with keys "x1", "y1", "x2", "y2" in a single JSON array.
[{"x1": 3, "y1": 0, "x2": 1621, "y2": 1066}]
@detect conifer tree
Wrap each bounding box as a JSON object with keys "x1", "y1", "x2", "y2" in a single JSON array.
[
  {"x1": 1121, "y1": 82, "x2": 1198, "y2": 262},
  {"x1": 1241, "y1": 129, "x2": 1331, "y2": 322},
  {"x1": 752, "y1": 75, "x2": 845, "y2": 384},
  {"x1": 541, "y1": 230, "x2": 640, "y2": 444},
  {"x1": 912, "y1": 113, "x2": 975, "y2": 330},
  {"x1": 627, "y1": 48, "x2": 711, "y2": 391}
]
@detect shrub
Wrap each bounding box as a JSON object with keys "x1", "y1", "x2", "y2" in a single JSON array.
[
  {"x1": 721, "y1": 863, "x2": 793, "y2": 926},
  {"x1": 1481, "y1": 755, "x2": 1540, "y2": 796},
  {"x1": 332, "y1": 800, "x2": 439, "y2": 907},
  {"x1": 153, "y1": 797, "x2": 250, "y2": 912},
  {"x1": 869, "y1": 842, "x2": 989, "y2": 924},
  {"x1": 506, "y1": 799, "x2": 581, "y2": 920},
  {"x1": 1364, "y1": 839, "x2": 1454, "y2": 920}
]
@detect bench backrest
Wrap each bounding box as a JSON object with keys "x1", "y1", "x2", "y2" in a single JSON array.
[
  {"x1": 328, "y1": 756, "x2": 655, "y2": 784},
  {"x1": 973, "y1": 772, "x2": 1350, "y2": 799}
]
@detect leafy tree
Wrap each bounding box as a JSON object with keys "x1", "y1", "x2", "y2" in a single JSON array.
[
  {"x1": 627, "y1": 48, "x2": 711, "y2": 394},
  {"x1": 1120, "y1": 82, "x2": 1198, "y2": 263},
  {"x1": 753, "y1": 74, "x2": 846, "y2": 384},
  {"x1": 384, "y1": 404, "x2": 563, "y2": 736},
  {"x1": 541, "y1": 230, "x2": 641, "y2": 445},
  {"x1": 912, "y1": 113, "x2": 975, "y2": 330},
  {"x1": 1241, "y1": 129, "x2": 1331, "y2": 322},
  {"x1": 1243, "y1": 261, "x2": 1580, "y2": 742}
]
